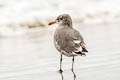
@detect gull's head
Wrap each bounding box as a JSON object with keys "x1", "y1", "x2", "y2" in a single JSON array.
[{"x1": 49, "y1": 14, "x2": 72, "y2": 27}]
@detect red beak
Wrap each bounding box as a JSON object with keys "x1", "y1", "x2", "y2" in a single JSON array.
[{"x1": 48, "y1": 21, "x2": 56, "y2": 25}]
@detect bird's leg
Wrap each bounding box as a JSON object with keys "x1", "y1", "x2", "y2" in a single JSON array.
[
  {"x1": 72, "y1": 56, "x2": 74, "y2": 71},
  {"x1": 72, "y1": 70, "x2": 76, "y2": 80},
  {"x1": 59, "y1": 54, "x2": 63, "y2": 73},
  {"x1": 71, "y1": 56, "x2": 76, "y2": 80}
]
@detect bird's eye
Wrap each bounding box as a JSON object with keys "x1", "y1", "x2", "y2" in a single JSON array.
[{"x1": 60, "y1": 17, "x2": 63, "y2": 20}]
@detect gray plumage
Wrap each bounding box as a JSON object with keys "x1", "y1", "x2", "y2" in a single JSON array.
[
  {"x1": 54, "y1": 14, "x2": 88, "y2": 57},
  {"x1": 49, "y1": 14, "x2": 88, "y2": 73}
]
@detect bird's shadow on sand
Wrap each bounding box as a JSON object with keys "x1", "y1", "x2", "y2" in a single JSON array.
[{"x1": 58, "y1": 70, "x2": 76, "y2": 80}]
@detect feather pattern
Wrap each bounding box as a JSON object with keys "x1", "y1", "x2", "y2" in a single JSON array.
[{"x1": 54, "y1": 14, "x2": 88, "y2": 57}]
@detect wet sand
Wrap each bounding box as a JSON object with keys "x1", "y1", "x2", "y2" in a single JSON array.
[{"x1": 0, "y1": 23, "x2": 120, "y2": 80}]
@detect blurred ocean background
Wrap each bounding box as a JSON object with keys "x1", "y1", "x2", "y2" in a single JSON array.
[
  {"x1": 0, "y1": 0, "x2": 120, "y2": 36},
  {"x1": 0, "y1": 0, "x2": 120, "y2": 80}
]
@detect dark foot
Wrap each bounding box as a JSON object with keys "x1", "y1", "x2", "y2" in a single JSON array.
[
  {"x1": 73, "y1": 73, "x2": 76, "y2": 79},
  {"x1": 71, "y1": 69, "x2": 76, "y2": 80},
  {"x1": 59, "y1": 69, "x2": 63, "y2": 73}
]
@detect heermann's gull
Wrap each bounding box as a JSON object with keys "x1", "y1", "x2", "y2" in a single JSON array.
[{"x1": 48, "y1": 14, "x2": 88, "y2": 73}]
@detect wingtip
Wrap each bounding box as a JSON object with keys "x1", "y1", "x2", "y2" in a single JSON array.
[
  {"x1": 75, "y1": 51, "x2": 86, "y2": 56},
  {"x1": 82, "y1": 48, "x2": 88, "y2": 52}
]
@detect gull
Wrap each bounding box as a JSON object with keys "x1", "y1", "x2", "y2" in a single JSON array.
[{"x1": 48, "y1": 14, "x2": 88, "y2": 73}]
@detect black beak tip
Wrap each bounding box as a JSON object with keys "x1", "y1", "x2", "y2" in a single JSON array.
[{"x1": 48, "y1": 23, "x2": 51, "y2": 25}]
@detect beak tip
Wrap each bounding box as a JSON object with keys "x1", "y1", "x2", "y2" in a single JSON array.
[
  {"x1": 48, "y1": 21, "x2": 56, "y2": 25},
  {"x1": 48, "y1": 23, "x2": 51, "y2": 25}
]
